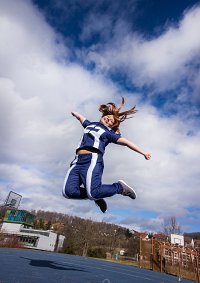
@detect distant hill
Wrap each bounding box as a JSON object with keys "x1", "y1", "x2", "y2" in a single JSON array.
[{"x1": 184, "y1": 232, "x2": 200, "y2": 240}]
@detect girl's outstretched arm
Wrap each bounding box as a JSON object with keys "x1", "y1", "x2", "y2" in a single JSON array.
[
  {"x1": 117, "y1": 137, "x2": 151, "y2": 160},
  {"x1": 71, "y1": 111, "x2": 86, "y2": 124}
]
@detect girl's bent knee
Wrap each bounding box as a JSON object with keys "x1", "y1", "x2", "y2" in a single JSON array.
[
  {"x1": 62, "y1": 189, "x2": 70, "y2": 199},
  {"x1": 62, "y1": 184, "x2": 71, "y2": 199}
]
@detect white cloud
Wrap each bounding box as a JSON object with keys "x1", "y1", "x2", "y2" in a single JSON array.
[
  {"x1": 0, "y1": 0, "x2": 119, "y2": 210},
  {"x1": 0, "y1": 0, "x2": 200, "y2": 232},
  {"x1": 87, "y1": 5, "x2": 200, "y2": 92},
  {"x1": 135, "y1": 6, "x2": 200, "y2": 77},
  {"x1": 119, "y1": 216, "x2": 164, "y2": 233}
]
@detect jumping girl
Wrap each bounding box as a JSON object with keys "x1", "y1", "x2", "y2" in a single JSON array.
[{"x1": 63, "y1": 97, "x2": 151, "y2": 213}]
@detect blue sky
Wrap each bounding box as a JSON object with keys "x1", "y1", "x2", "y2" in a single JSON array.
[{"x1": 0, "y1": 0, "x2": 200, "y2": 233}]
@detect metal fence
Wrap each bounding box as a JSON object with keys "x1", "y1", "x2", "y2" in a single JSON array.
[{"x1": 139, "y1": 238, "x2": 200, "y2": 282}]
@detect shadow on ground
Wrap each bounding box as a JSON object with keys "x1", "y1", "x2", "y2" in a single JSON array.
[{"x1": 21, "y1": 257, "x2": 88, "y2": 272}]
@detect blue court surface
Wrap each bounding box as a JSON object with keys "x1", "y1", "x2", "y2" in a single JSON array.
[{"x1": 0, "y1": 248, "x2": 194, "y2": 283}]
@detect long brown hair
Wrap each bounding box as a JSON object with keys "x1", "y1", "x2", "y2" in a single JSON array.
[{"x1": 99, "y1": 96, "x2": 137, "y2": 132}]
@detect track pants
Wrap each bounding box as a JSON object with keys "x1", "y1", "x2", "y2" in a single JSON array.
[{"x1": 63, "y1": 153, "x2": 122, "y2": 200}]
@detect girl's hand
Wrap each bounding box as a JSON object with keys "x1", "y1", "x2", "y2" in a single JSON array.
[
  {"x1": 71, "y1": 111, "x2": 86, "y2": 124},
  {"x1": 71, "y1": 111, "x2": 77, "y2": 117},
  {"x1": 144, "y1": 152, "x2": 151, "y2": 160}
]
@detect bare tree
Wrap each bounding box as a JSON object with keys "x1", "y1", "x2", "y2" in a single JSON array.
[{"x1": 163, "y1": 216, "x2": 181, "y2": 235}]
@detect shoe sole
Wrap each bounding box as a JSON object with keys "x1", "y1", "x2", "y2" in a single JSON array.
[
  {"x1": 95, "y1": 199, "x2": 107, "y2": 213},
  {"x1": 118, "y1": 180, "x2": 137, "y2": 199}
]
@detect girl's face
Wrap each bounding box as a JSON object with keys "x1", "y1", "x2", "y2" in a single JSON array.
[{"x1": 100, "y1": 115, "x2": 115, "y2": 128}]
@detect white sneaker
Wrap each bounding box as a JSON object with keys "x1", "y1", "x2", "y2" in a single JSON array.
[{"x1": 118, "y1": 180, "x2": 137, "y2": 199}]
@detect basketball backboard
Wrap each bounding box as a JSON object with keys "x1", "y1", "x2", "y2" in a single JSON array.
[{"x1": 4, "y1": 191, "x2": 22, "y2": 209}]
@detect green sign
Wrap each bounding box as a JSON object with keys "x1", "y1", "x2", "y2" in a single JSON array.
[{"x1": 4, "y1": 209, "x2": 35, "y2": 227}]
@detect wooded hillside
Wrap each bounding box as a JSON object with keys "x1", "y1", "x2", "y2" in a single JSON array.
[{"x1": 31, "y1": 210, "x2": 134, "y2": 257}]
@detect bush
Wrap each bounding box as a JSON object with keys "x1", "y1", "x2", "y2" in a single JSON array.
[
  {"x1": 62, "y1": 246, "x2": 75, "y2": 255},
  {"x1": 0, "y1": 236, "x2": 22, "y2": 248},
  {"x1": 87, "y1": 247, "x2": 106, "y2": 258}
]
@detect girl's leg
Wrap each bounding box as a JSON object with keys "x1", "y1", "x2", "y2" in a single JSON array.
[
  {"x1": 84, "y1": 153, "x2": 123, "y2": 200},
  {"x1": 63, "y1": 158, "x2": 87, "y2": 199}
]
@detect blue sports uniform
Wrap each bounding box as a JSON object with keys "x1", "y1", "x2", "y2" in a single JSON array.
[{"x1": 63, "y1": 120, "x2": 123, "y2": 200}]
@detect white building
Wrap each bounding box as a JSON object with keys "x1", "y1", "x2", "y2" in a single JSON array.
[{"x1": 0, "y1": 209, "x2": 65, "y2": 252}]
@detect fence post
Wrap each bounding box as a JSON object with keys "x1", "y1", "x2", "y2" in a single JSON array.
[
  {"x1": 139, "y1": 237, "x2": 142, "y2": 268},
  {"x1": 178, "y1": 248, "x2": 181, "y2": 281},
  {"x1": 196, "y1": 250, "x2": 200, "y2": 283},
  {"x1": 151, "y1": 237, "x2": 154, "y2": 271},
  {"x1": 160, "y1": 242, "x2": 163, "y2": 273}
]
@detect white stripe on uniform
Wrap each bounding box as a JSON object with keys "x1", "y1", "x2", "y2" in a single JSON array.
[
  {"x1": 86, "y1": 153, "x2": 98, "y2": 200},
  {"x1": 62, "y1": 156, "x2": 78, "y2": 198}
]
